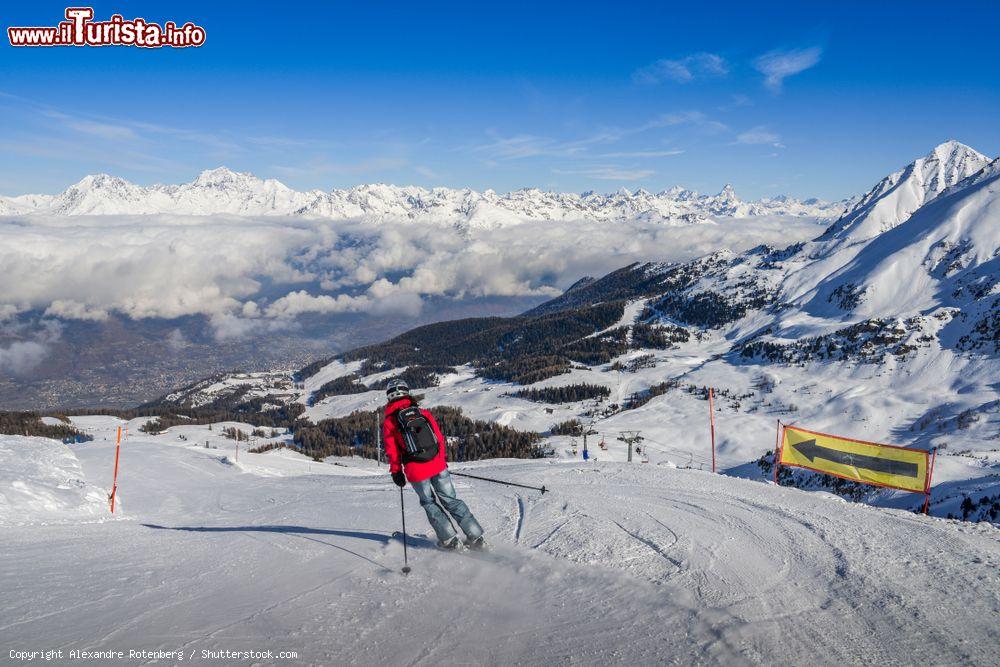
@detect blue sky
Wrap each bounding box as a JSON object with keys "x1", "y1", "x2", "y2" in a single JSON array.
[{"x1": 1, "y1": 0, "x2": 998, "y2": 199}]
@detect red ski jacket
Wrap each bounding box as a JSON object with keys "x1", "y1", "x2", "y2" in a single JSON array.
[{"x1": 382, "y1": 397, "x2": 447, "y2": 483}]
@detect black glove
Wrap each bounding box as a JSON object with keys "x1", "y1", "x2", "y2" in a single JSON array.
[{"x1": 392, "y1": 471, "x2": 406, "y2": 488}]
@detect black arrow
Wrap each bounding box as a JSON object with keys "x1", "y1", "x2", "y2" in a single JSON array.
[{"x1": 791, "y1": 439, "x2": 919, "y2": 478}]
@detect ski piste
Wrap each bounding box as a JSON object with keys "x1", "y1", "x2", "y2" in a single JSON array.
[{"x1": 4, "y1": 423, "x2": 997, "y2": 665}]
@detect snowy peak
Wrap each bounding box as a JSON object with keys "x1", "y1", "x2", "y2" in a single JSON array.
[
  {"x1": 914, "y1": 140, "x2": 990, "y2": 201},
  {"x1": 717, "y1": 183, "x2": 737, "y2": 201},
  {"x1": 928, "y1": 139, "x2": 986, "y2": 166},
  {"x1": 820, "y1": 140, "x2": 989, "y2": 242},
  {"x1": 191, "y1": 166, "x2": 252, "y2": 187},
  {"x1": 48, "y1": 173, "x2": 165, "y2": 215},
  {"x1": 2, "y1": 170, "x2": 848, "y2": 224},
  {"x1": 807, "y1": 152, "x2": 1000, "y2": 321}
]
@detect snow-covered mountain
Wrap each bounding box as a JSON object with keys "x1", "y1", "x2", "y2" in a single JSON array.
[
  {"x1": 3, "y1": 168, "x2": 847, "y2": 225},
  {"x1": 819, "y1": 140, "x2": 988, "y2": 242},
  {"x1": 207, "y1": 140, "x2": 996, "y2": 520},
  {"x1": 0, "y1": 192, "x2": 53, "y2": 216}
]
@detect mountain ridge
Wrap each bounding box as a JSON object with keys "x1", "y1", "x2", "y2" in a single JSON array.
[{"x1": 1, "y1": 168, "x2": 848, "y2": 225}]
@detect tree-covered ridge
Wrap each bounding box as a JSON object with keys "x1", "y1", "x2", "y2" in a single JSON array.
[
  {"x1": 292, "y1": 405, "x2": 544, "y2": 461},
  {"x1": 0, "y1": 412, "x2": 92, "y2": 442},
  {"x1": 522, "y1": 262, "x2": 661, "y2": 316},
  {"x1": 299, "y1": 300, "x2": 628, "y2": 388},
  {"x1": 138, "y1": 387, "x2": 307, "y2": 434},
  {"x1": 630, "y1": 322, "x2": 690, "y2": 349},
  {"x1": 308, "y1": 364, "x2": 458, "y2": 405},
  {"x1": 477, "y1": 354, "x2": 571, "y2": 385},
  {"x1": 309, "y1": 374, "x2": 369, "y2": 405},
  {"x1": 142, "y1": 372, "x2": 296, "y2": 410},
  {"x1": 507, "y1": 383, "x2": 611, "y2": 404}
]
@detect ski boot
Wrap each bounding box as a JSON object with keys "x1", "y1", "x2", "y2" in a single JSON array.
[
  {"x1": 438, "y1": 535, "x2": 462, "y2": 551},
  {"x1": 465, "y1": 535, "x2": 488, "y2": 551}
]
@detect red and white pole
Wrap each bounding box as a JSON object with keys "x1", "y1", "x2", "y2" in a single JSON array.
[
  {"x1": 708, "y1": 387, "x2": 716, "y2": 473},
  {"x1": 109, "y1": 425, "x2": 122, "y2": 513}
]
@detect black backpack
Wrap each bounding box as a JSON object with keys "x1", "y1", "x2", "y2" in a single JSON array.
[{"x1": 396, "y1": 406, "x2": 440, "y2": 463}]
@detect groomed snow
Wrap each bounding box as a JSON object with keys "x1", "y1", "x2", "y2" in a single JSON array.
[
  {"x1": 1, "y1": 417, "x2": 997, "y2": 665},
  {"x1": 0, "y1": 436, "x2": 109, "y2": 527}
]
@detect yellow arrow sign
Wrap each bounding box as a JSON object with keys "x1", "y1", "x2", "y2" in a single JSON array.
[{"x1": 779, "y1": 425, "x2": 929, "y2": 493}]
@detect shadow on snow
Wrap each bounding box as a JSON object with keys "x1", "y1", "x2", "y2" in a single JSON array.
[{"x1": 141, "y1": 523, "x2": 437, "y2": 572}]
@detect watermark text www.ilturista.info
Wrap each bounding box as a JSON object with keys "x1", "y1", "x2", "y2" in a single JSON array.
[{"x1": 8, "y1": 7, "x2": 206, "y2": 48}]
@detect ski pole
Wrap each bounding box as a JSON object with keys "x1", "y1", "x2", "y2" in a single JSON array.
[
  {"x1": 399, "y1": 487, "x2": 411, "y2": 574},
  {"x1": 449, "y1": 471, "x2": 547, "y2": 495}
]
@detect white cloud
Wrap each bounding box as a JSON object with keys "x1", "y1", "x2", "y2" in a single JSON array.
[
  {"x1": 601, "y1": 150, "x2": 684, "y2": 158},
  {"x1": 0, "y1": 321, "x2": 59, "y2": 376},
  {"x1": 166, "y1": 328, "x2": 188, "y2": 351},
  {"x1": 264, "y1": 290, "x2": 370, "y2": 318},
  {"x1": 0, "y1": 211, "x2": 824, "y2": 344},
  {"x1": 644, "y1": 111, "x2": 729, "y2": 134},
  {"x1": 553, "y1": 166, "x2": 655, "y2": 181},
  {"x1": 753, "y1": 47, "x2": 822, "y2": 92},
  {"x1": 470, "y1": 112, "x2": 725, "y2": 163},
  {"x1": 471, "y1": 134, "x2": 565, "y2": 160},
  {"x1": 0, "y1": 340, "x2": 48, "y2": 375},
  {"x1": 633, "y1": 53, "x2": 728, "y2": 84},
  {"x1": 413, "y1": 165, "x2": 439, "y2": 179},
  {"x1": 67, "y1": 120, "x2": 139, "y2": 142},
  {"x1": 735, "y1": 126, "x2": 784, "y2": 148},
  {"x1": 43, "y1": 300, "x2": 108, "y2": 321},
  {"x1": 208, "y1": 313, "x2": 292, "y2": 341}
]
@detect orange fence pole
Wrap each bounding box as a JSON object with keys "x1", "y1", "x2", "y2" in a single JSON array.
[
  {"x1": 109, "y1": 426, "x2": 122, "y2": 513},
  {"x1": 708, "y1": 388, "x2": 716, "y2": 473},
  {"x1": 773, "y1": 420, "x2": 783, "y2": 485},
  {"x1": 922, "y1": 447, "x2": 938, "y2": 515}
]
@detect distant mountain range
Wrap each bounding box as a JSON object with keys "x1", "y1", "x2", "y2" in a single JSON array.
[{"x1": 0, "y1": 168, "x2": 851, "y2": 225}]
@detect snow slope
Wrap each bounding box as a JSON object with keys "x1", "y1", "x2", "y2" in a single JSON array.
[
  {"x1": 0, "y1": 436, "x2": 109, "y2": 527},
  {"x1": 1, "y1": 420, "x2": 997, "y2": 665},
  {"x1": 3, "y1": 168, "x2": 846, "y2": 225}
]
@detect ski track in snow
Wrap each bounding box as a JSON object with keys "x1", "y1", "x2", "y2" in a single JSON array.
[{"x1": 1, "y1": 421, "x2": 998, "y2": 666}]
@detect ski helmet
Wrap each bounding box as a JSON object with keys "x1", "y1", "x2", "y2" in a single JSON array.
[{"x1": 386, "y1": 378, "x2": 410, "y2": 401}]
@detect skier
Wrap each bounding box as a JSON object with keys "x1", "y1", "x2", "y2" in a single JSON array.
[{"x1": 383, "y1": 379, "x2": 486, "y2": 551}]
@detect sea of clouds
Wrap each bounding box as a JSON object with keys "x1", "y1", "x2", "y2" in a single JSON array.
[{"x1": 0, "y1": 213, "x2": 825, "y2": 372}]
